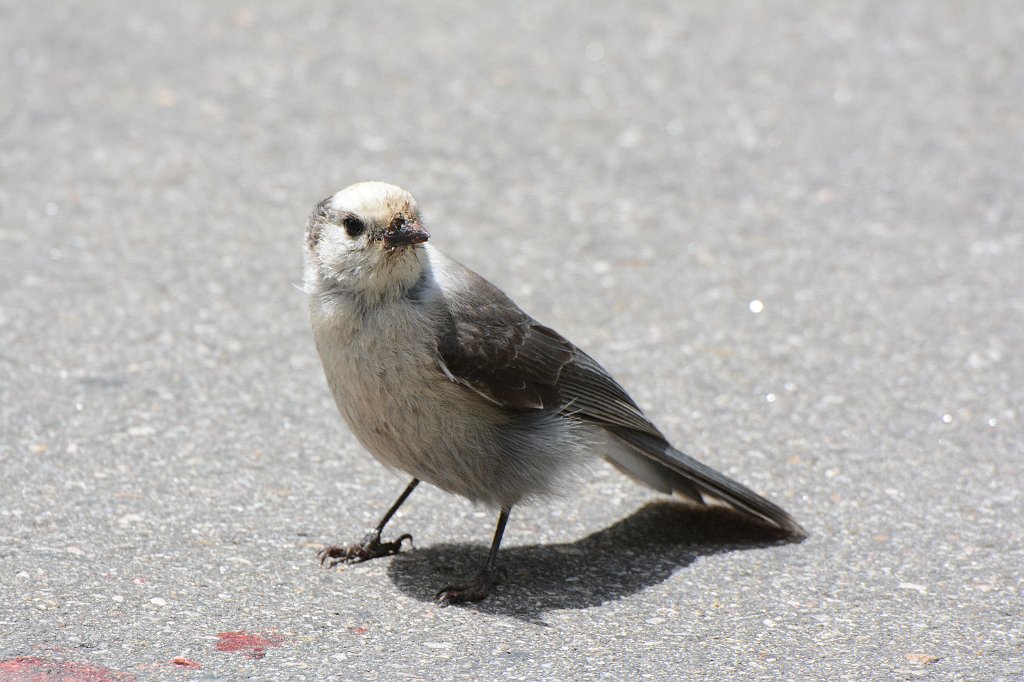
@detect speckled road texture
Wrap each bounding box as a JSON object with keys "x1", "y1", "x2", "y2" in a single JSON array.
[{"x1": 1, "y1": 2, "x2": 1021, "y2": 680}]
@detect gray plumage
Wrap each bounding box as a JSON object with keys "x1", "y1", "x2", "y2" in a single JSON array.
[{"x1": 306, "y1": 182, "x2": 804, "y2": 602}]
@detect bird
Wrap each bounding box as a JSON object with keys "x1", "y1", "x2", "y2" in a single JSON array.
[{"x1": 304, "y1": 181, "x2": 805, "y2": 605}]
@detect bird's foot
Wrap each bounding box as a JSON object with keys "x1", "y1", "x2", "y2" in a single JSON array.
[
  {"x1": 435, "y1": 566, "x2": 508, "y2": 606},
  {"x1": 317, "y1": 531, "x2": 413, "y2": 567}
]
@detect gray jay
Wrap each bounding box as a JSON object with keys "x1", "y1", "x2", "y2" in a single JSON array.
[{"x1": 305, "y1": 182, "x2": 805, "y2": 605}]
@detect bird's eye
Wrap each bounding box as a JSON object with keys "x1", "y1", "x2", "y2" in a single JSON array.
[{"x1": 342, "y1": 216, "x2": 365, "y2": 237}]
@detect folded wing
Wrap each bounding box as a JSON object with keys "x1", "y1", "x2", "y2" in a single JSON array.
[{"x1": 433, "y1": 257, "x2": 805, "y2": 536}]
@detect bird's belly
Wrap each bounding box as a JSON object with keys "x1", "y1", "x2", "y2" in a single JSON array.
[
  {"x1": 314, "y1": 318, "x2": 494, "y2": 483},
  {"x1": 314, "y1": 322, "x2": 589, "y2": 507},
  {"x1": 319, "y1": 333, "x2": 447, "y2": 464}
]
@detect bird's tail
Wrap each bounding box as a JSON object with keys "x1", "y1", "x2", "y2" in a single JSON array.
[{"x1": 606, "y1": 426, "x2": 807, "y2": 537}]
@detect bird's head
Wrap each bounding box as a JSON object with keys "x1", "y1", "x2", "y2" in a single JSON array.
[{"x1": 304, "y1": 182, "x2": 431, "y2": 300}]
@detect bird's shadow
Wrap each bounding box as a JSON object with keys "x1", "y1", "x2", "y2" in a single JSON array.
[{"x1": 386, "y1": 500, "x2": 803, "y2": 623}]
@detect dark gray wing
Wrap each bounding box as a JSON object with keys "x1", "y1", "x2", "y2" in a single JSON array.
[
  {"x1": 432, "y1": 256, "x2": 805, "y2": 536},
  {"x1": 434, "y1": 264, "x2": 661, "y2": 437}
]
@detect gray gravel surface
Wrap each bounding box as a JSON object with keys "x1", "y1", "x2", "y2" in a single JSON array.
[{"x1": 2, "y1": 2, "x2": 1022, "y2": 680}]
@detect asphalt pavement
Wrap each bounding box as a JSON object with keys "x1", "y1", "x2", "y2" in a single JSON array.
[{"x1": 1, "y1": 2, "x2": 1022, "y2": 680}]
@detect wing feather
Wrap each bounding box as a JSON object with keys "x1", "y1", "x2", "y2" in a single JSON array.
[
  {"x1": 429, "y1": 253, "x2": 804, "y2": 536},
  {"x1": 433, "y1": 261, "x2": 658, "y2": 435}
]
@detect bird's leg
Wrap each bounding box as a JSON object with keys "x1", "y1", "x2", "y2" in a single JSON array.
[
  {"x1": 318, "y1": 478, "x2": 419, "y2": 567},
  {"x1": 436, "y1": 506, "x2": 511, "y2": 605}
]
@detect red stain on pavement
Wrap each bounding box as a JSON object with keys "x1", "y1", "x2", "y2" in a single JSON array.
[
  {"x1": 214, "y1": 632, "x2": 284, "y2": 660},
  {"x1": 170, "y1": 657, "x2": 201, "y2": 669},
  {"x1": 0, "y1": 656, "x2": 134, "y2": 681}
]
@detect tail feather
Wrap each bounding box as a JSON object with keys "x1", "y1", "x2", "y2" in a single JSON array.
[{"x1": 607, "y1": 427, "x2": 807, "y2": 537}]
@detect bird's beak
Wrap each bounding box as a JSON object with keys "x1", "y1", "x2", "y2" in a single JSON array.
[{"x1": 382, "y1": 221, "x2": 430, "y2": 248}]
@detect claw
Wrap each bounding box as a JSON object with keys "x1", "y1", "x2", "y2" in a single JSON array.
[
  {"x1": 435, "y1": 566, "x2": 507, "y2": 606},
  {"x1": 318, "y1": 531, "x2": 414, "y2": 568}
]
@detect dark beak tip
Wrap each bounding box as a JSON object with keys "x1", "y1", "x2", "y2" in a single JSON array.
[{"x1": 383, "y1": 223, "x2": 430, "y2": 247}]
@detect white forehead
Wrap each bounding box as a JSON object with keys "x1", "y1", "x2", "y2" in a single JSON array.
[{"x1": 328, "y1": 182, "x2": 417, "y2": 218}]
